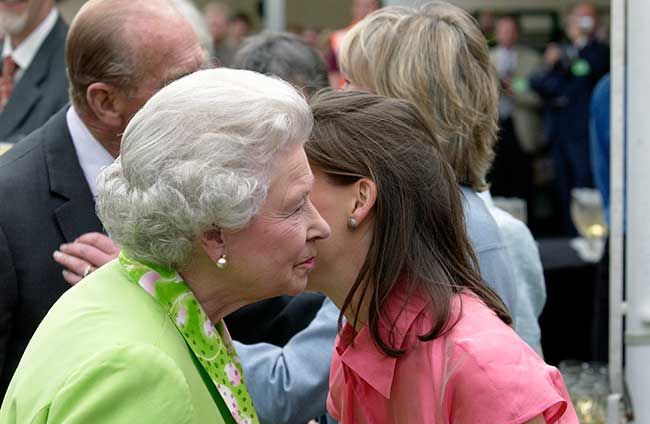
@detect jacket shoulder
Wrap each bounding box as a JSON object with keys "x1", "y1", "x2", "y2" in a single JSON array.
[
  {"x1": 0, "y1": 131, "x2": 47, "y2": 193},
  {"x1": 0, "y1": 111, "x2": 67, "y2": 185}
]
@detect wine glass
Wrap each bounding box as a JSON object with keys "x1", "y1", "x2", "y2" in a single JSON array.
[
  {"x1": 570, "y1": 188, "x2": 607, "y2": 261},
  {"x1": 0, "y1": 143, "x2": 12, "y2": 156},
  {"x1": 562, "y1": 361, "x2": 609, "y2": 424}
]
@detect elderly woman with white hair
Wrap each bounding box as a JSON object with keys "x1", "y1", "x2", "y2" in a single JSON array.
[{"x1": 0, "y1": 68, "x2": 329, "y2": 424}]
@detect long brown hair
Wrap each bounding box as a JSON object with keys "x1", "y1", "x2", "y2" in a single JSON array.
[{"x1": 306, "y1": 90, "x2": 511, "y2": 357}]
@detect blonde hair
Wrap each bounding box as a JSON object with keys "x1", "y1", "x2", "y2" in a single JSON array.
[{"x1": 339, "y1": 1, "x2": 499, "y2": 191}]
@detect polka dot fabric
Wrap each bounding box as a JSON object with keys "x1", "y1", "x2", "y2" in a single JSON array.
[{"x1": 119, "y1": 253, "x2": 259, "y2": 424}]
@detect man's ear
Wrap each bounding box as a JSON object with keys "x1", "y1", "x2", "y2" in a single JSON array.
[
  {"x1": 86, "y1": 82, "x2": 124, "y2": 129},
  {"x1": 198, "y1": 228, "x2": 226, "y2": 263},
  {"x1": 349, "y1": 177, "x2": 377, "y2": 227}
]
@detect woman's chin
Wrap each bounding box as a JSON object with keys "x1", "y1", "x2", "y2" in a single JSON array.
[
  {"x1": 305, "y1": 272, "x2": 325, "y2": 293},
  {"x1": 285, "y1": 276, "x2": 308, "y2": 297}
]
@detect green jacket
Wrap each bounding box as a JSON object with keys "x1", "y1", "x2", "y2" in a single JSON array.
[{"x1": 0, "y1": 260, "x2": 226, "y2": 424}]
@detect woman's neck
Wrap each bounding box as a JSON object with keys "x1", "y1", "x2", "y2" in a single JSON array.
[
  {"x1": 321, "y1": 227, "x2": 375, "y2": 332},
  {"x1": 179, "y1": 255, "x2": 249, "y2": 324},
  {"x1": 324, "y1": 278, "x2": 372, "y2": 332}
]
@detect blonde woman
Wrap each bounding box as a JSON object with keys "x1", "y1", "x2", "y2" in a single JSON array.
[{"x1": 338, "y1": 0, "x2": 544, "y2": 350}]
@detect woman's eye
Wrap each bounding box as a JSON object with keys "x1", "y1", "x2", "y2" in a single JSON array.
[
  {"x1": 287, "y1": 202, "x2": 305, "y2": 217},
  {"x1": 294, "y1": 203, "x2": 305, "y2": 214}
]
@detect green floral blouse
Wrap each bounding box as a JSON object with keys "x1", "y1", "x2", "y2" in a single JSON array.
[{"x1": 119, "y1": 253, "x2": 259, "y2": 424}]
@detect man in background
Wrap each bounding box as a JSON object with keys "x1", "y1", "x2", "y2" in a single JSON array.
[
  {"x1": 0, "y1": 0, "x2": 68, "y2": 143},
  {"x1": 530, "y1": 3, "x2": 609, "y2": 235},
  {"x1": 204, "y1": 1, "x2": 230, "y2": 65},
  {"x1": 488, "y1": 15, "x2": 544, "y2": 208},
  {"x1": 205, "y1": 6, "x2": 252, "y2": 67}
]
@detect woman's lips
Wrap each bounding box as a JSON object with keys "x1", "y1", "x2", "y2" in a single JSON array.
[{"x1": 296, "y1": 257, "x2": 316, "y2": 269}]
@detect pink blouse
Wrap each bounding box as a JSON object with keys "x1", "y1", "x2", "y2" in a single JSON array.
[{"x1": 328, "y1": 285, "x2": 578, "y2": 424}]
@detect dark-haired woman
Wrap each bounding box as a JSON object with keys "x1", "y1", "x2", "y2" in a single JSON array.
[{"x1": 305, "y1": 90, "x2": 578, "y2": 424}]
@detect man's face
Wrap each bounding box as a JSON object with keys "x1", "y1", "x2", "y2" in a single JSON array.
[
  {"x1": 568, "y1": 4, "x2": 598, "y2": 42},
  {"x1": 0, "y1": 0, "x2": 51, "y2": 37},
  {"x1": 206, "y1": 10, "x2": 228, "y2": 43},
  {"x1": 229, "y1": 18, "x2": 250, "y2": 40},
  {"x1": 120, "y1": 18, "x2": 205, "y2": 126},
  {"x1": 495, "y1": 19, "x2": 519, "y2": 49}
]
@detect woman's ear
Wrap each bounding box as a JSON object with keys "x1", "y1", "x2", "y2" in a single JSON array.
[
  {"x1": 198, "y1": 228, "x2": 226, "y2": 263},
  {"x1": 350, "y1": 177, "x2": 377, "y2": 227}
]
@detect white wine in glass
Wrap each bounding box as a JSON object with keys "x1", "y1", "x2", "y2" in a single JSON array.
[
  {"x1": 0, "y1": 143, "x2": 12, "y2": 156},
  {"x1": 570, "y1": 188, "x2": 608, "y2": 240}
]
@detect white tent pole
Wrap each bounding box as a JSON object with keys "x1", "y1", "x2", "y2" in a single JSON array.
[
  {"x1": 264, "y1": 0, "x2": 286, "y2": 32},
  {"x1": 609, "y1": 0, "x2": 625, "y2": 402},
  {"x1": 624, "y1": 0, "x2": 650, "y2": 422}
]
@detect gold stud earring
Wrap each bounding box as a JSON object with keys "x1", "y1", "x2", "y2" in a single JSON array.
[
  {"x1": 347, "y1": 216, "x2": 358, "y2": 230},
  {"x1": 216, "y1": 254, "x2": 228, "y2": 269}
]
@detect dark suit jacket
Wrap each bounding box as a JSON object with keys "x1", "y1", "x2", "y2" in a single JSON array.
[
  {"x1": 225, "y1": 293, "x2": 325, "y2": 346},
  {"x1": 530, "y1": 39, "x2": 610, "y2": 151},
  {"x1": 0, "y1": 108, "x2": 102, "y2": 397},
  {"x1": 0, "y1": 16, "x2": 69, "y2": 143}
]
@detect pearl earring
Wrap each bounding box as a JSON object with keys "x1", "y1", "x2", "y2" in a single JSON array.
[
  {"x1": 216, "y1": 254, "x2": 228, "y2": 269},
  {"x1": 347, "y1": 216, "x2": 358, "y2": 230}
]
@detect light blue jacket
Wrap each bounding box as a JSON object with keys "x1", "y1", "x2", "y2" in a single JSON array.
[{"x1": 478, "y1": 191, "x2": 546, "y2": 354}]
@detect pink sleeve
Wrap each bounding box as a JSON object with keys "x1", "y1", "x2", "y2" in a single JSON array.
[
  {"x1": 326, "y1": 390, "x2": 340, "y2": 422},
  {"x1": 447, "y1": 336, "x2": 578, "y2": 424},
  {"x1": 326, "y1": 349, "x2": 343, "y2": 421}
]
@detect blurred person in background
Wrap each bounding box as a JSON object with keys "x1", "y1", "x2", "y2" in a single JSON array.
[
  {"x1": 477, "y1": 10, "x2": 497, "y2": 47},
  {"x1": 327, "y1": 0, "x2": 380, "y2": 88},
  {"x1": 589, "y1": 74, "x2": 612, "y2": 230},
  {"x1": 589, "y1": 73, "x2": 620, "y2": 363},
  {"x1": 231, "y1": 32, "x2": 329, "y2": 99},
  {"x1": 488, "y1": 15, "x2": 544, "y2": 208},
  {"x1": 0, "y1": 0, "x2": 205, "y2": 399},
  {"x1": 229, "y1": 11, "x2": 252, "y2": 42},
  {"x1": 215, "y1": 11, "x2": 253, "y2": 67},
  {"x1": 0, "y1": 67, "x2": 330, "y2": 423},
  {"x1": 0, "y1": 0, "x2": 67, "y2": 143},
  {"x1": 301, "y1": 26, "x2": 321, "y2": 50},
  {"x1": 204, "y1": 1, "x2": 230, "y2": 65},
  {"x1": 530, "y1": 2, "x2": 609, "y2": 235}
]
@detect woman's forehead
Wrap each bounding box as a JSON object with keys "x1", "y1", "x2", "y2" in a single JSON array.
[{"x1": 268, "y1": 147, "x2": 313, "y2": 202}]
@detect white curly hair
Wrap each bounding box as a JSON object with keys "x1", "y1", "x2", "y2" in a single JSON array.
[{"x1": 97, "y1": 68, "x2": 312, "y2": 269}]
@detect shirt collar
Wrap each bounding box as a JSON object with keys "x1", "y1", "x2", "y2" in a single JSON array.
[
  {"x1": 2, "y1": 8, "x2": 59, "y2": 72},
  {"x1": 336, "y1": 278, "x2": 430, "y2": 399},
  {"x1": 66, "y1": 106, "x2": 115, "y2": 198},
  {"x1": 477, "y1": 190, "x2": 495, "y2": 209}
]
